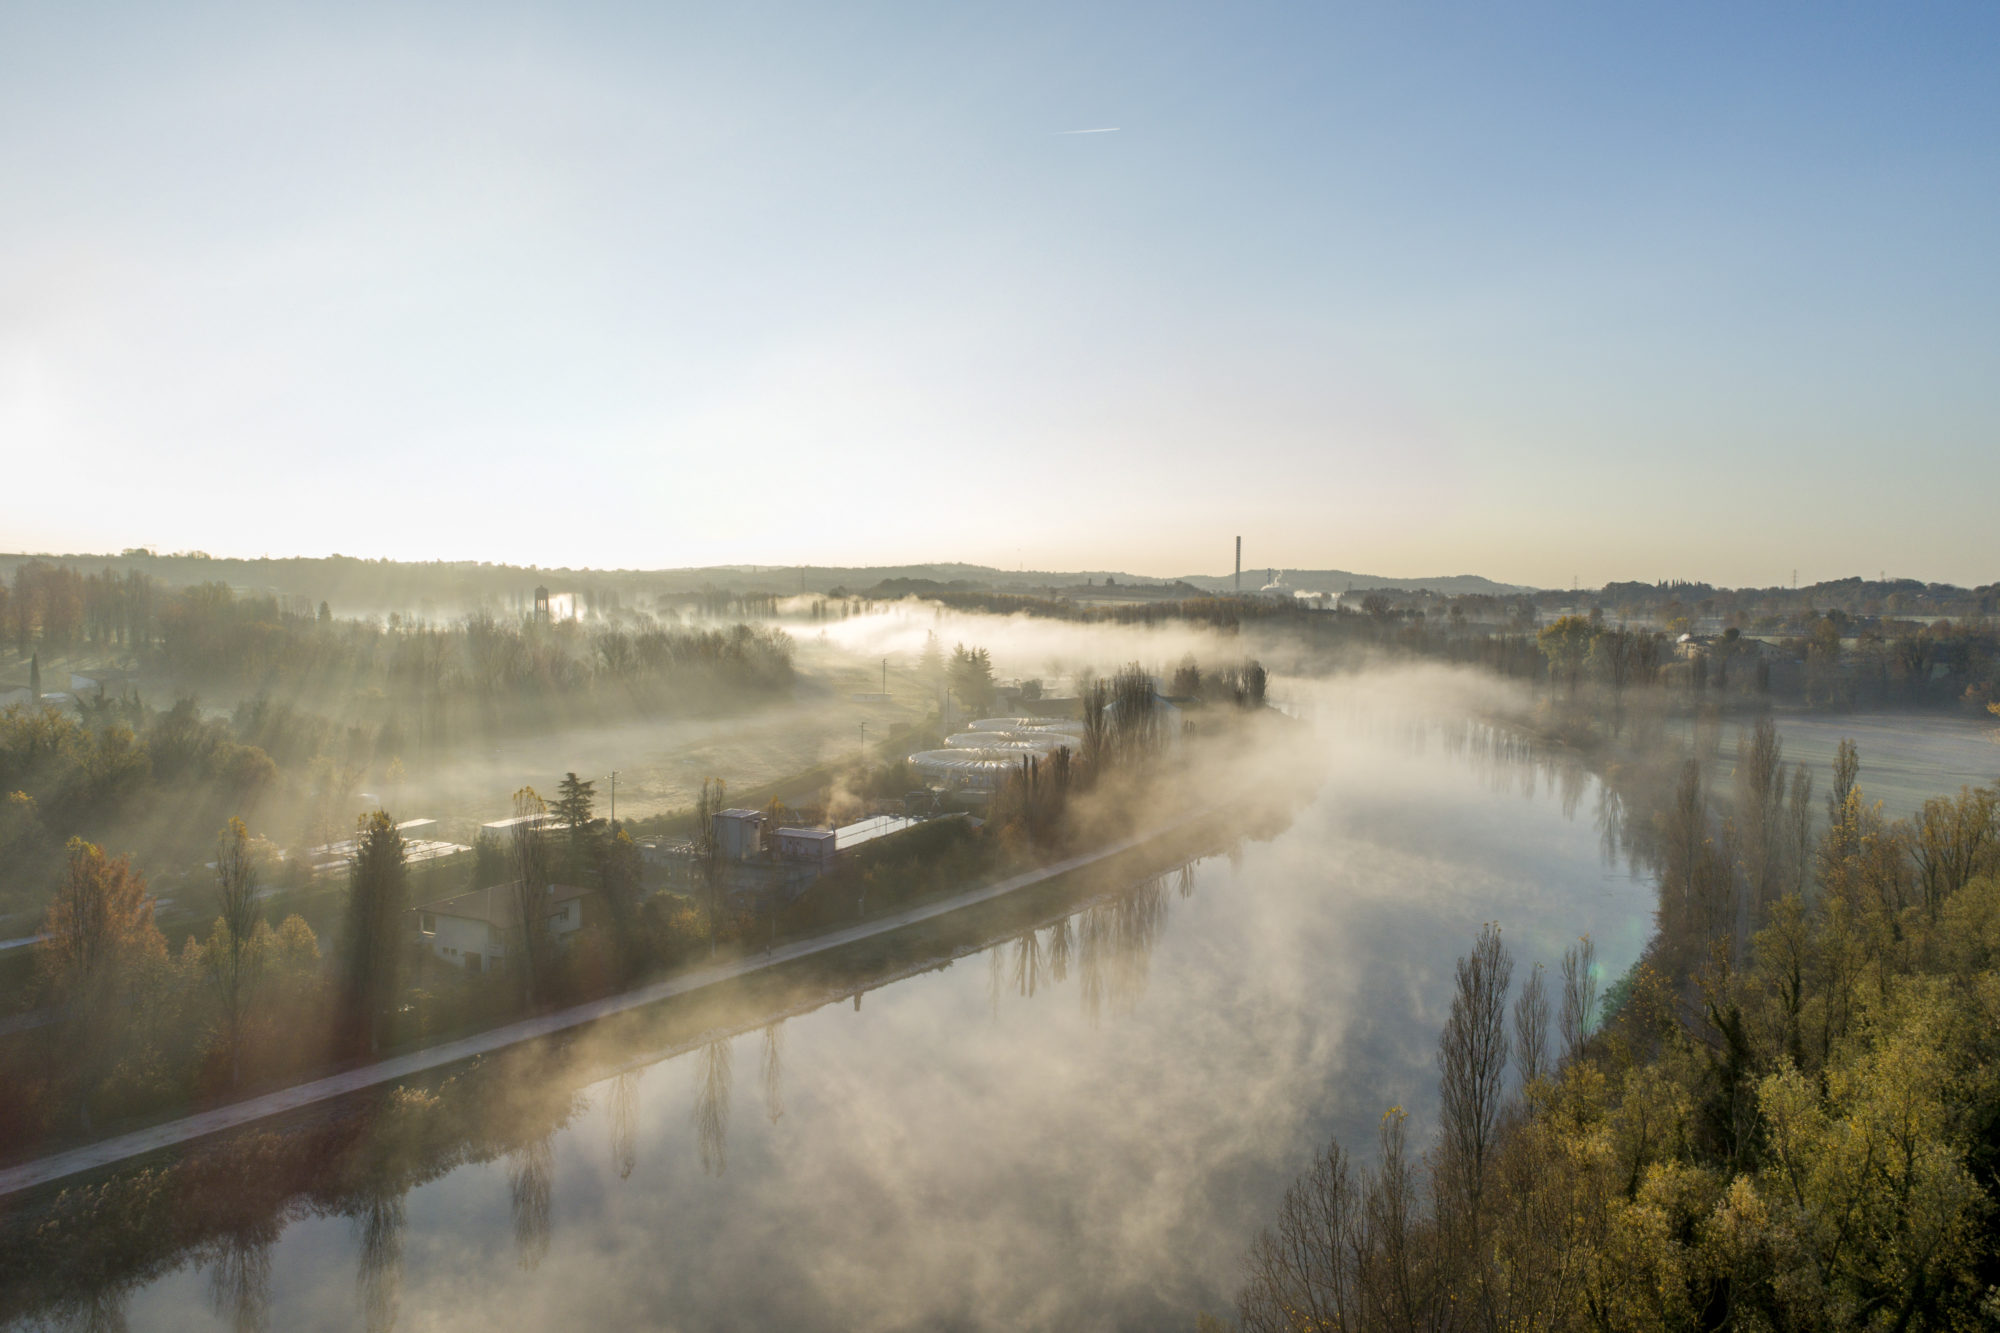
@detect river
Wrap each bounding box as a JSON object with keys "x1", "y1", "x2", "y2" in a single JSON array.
[{"x1": 3, "y1": 694, "x2": 1658, "y2": 1331}]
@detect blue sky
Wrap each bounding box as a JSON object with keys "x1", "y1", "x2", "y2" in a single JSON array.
[{"x1": 3, "y1": 3, "x2": 1996, "y2": 586}]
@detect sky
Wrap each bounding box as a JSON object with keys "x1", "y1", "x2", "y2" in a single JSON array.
[{"x1": 2, "y1": 2, "x2": 1996, "y2": 588}]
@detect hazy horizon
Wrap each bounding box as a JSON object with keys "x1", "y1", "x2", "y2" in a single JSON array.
[{"x1": 4, "y1": 546, "x2": 1989, "y2": 598}]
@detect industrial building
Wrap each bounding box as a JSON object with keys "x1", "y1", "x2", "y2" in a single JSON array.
[
  {"x1": 651, "y1": 806, "x2": 947, "y2": 901},
  {"x1": 908, "y1": 717, "x2": 1082, "y2": 793}
]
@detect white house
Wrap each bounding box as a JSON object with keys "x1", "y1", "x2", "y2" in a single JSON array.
[{"x1": 414, "y1": 881, "x2": 593, "y2": 972}]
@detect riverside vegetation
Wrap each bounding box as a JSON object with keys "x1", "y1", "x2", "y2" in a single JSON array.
[
  {"x1": 0, "y1": 655, "x2": 1288, "y2": 1170},
  {"x1": 1235, "y1": 715, "x2": 2000, "y2": 1331}
]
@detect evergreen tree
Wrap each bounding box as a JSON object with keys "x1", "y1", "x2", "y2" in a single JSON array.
[
  {"x1": 341, "y1": 812, "x2": 408, "y2": 1055},
  {"x1": 552, "y1": 772, "x2": 596, "y2": 833},
  {"x1": 947, "y1": 643, "x2": 996, "y2": 715}
]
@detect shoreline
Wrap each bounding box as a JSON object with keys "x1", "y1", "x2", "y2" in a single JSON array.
[{"x1": 0, "y1": 815, "x2": 1201, "y2": 1200}]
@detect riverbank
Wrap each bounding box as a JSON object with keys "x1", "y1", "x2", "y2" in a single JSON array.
[{"x1": 0, "y1": 811, "x2": 1222, "y2": 1200}]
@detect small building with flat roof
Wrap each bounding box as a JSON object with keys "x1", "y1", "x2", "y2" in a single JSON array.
[
  {"x1": 413, "y1": 881, "x2": 593, "y2": 972},
  {"x1": 834, "y1": 814, "x2": 922, "y2": 852},
  {"x1": 774, "y1": 826, "x2": 837, "y2": 870}
]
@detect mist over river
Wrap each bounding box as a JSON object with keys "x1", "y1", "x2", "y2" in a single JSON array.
[{"x1": 10, "y1": 681, "x2": 1657, "y2": 1332}]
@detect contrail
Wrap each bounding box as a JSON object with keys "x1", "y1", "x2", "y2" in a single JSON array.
[{"x1": 1056, "y1": 127, "x2": 1121, "y2": 134}]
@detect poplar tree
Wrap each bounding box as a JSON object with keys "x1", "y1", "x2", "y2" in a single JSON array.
[{"x1": 208, "y1": 817, "x2": 263, "y2": 1085}]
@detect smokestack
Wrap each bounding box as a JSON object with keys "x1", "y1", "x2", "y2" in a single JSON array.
[{"x1": 1234, "y1": 536, "x2": 1241, "y2": 593}]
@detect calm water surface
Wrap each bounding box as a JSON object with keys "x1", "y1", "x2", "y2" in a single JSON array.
[{"x1": 16, "y1": 706, "x2": 1657, "y2": 1332}]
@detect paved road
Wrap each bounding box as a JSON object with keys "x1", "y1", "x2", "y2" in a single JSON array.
[{"x1": 0, "y1": 822, "x2": 1184, "y2": 1199}]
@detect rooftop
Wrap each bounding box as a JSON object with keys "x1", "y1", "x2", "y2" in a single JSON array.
[
  {"x1": 834, "y1": 815, "x2": 921, "y2": 852},
  {"x1": 416, "y1": 881, "x2": 590, "y2": 928}
]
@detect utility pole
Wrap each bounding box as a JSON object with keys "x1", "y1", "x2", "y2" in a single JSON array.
[
  {"x1": 881, "y1": 658, "x2": 887, "y2": 695},
  {"x1": 609, "y1": 770, "x2": 617, "y2": 827},
  {"x1": 1234, "y1": 536, "x2": 1241, "y2": 594}
]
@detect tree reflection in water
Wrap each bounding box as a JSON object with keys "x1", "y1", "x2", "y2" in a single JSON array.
[
  {"x1": 761, "y1": 1022, "x2": 785, "y2": 1125},
  {"x1": 508, "y1": 1134, "x2": 555, "y2": 1271},
  {"x1": 693, "y1": 1038, "x2": 733, "y2": 1176},
  {"x1": 0, "y1": 850, "x2": 1225, "y2": 1329},
  {"x1": 353, "y1": 1192, "x2": 404, "y2": 1333},
  {"x1": 1102, "y1": 875, "x2": 1168, "y2": 1017},
  {"x1": 1044, "y1": 915, "x2": 1073, "y2": 984},
  {"x1": 609, "y1": 1072, "x2": 640, "y2": 1181},
  {"x1": 1077, "y1": 899, "x2": 1106, "y2": 1025},
  {"x1": 987, "y1": 944, "x2": 1005, "y2": 1017},
  {"x1": 52, "y1": 1288, "x2": 130, "y2": 1333},
  {"x1": 1012, "y1": 929, "x2": 1043, "y2": 998},
  {"x1": 204, "y1": 1227, "x2": 275, "y2": 1333}
]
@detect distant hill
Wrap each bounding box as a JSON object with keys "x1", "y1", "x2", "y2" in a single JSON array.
[
  {"x1": 0, "y1": 552, "x2": 1540, "y2": 611},
  {"x1": 1175, "y1": 569, "x2": 1534, "y2": 597},
  {"x1": 9, "y1": 552, "x2": 1992, "y2": 619}
]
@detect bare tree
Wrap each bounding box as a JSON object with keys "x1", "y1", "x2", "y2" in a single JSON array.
[
  {"x1": 1363, "y1": 1107, "x2": 1432, "y2": 1332},
  {"x1": 1079, "y1": 676, "x2": 1111, "y2": 774},
  {"x1": 1658, "y1": 759, "x2": 1714, "y2": 943},
  {"x1": 1240, "y1": 1136, "x2": 1364, "y2": 1333},
  {"x1": 1558, "y1": 935, "x2": 1597, "y2": 1066},
  {"x1": 1785, "y1": 762, "x2": 1816, "y2": 900},
  {"x1": 1733, "y1": 718, "x2": 1786, "y2": 951},
  {"x1": 1108, "y1": 662, "x2": 1161, "y2": 764},
  {"x1": 1437, "y1": 922, "x2": 1513, "y2": 1214},
  {"x1": 1911, "y1": 785, "x2": 2000, "y2": 921},
  {"x1": 1513, "y1": 961, "x2": 1550, "y2": 1089}
]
